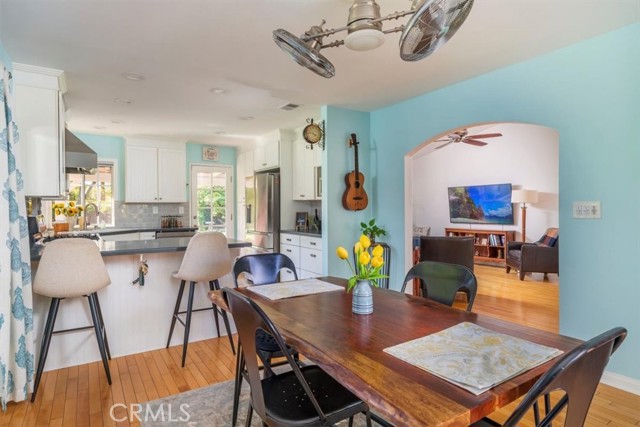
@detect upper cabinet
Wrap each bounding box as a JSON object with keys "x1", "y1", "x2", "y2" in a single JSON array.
[
  {"x1": 125, "y1": 138, "x2": 186, "y2": 203},
  {"x1": 292, "y1": 130, "x2": 322, "y2": 201},
  {"x1": 13, "y1": 64, "x2": 66, "y2": 197},
  {"x1": 253, "y1": 129, "x2": 294, "y2": 172}
]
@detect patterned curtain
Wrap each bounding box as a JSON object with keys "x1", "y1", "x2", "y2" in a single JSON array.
[{"x1": 0, "y1": 63, "x2": 34, "y2": 409}]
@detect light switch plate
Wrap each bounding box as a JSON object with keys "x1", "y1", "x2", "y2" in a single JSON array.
[
  {"x1": 152, "y1": 206, "x2": 158, "y2": 214},
  {"x1": 573, "y1": 201, "x2": 601, "y2": 219}
]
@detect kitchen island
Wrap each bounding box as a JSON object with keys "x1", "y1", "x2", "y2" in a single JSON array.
[{"x1": 30, "y1": 237, "x2": 251, "y2": 371}]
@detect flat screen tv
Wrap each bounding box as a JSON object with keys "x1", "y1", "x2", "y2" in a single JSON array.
[{"x1": 448, "y1": 183, "x2": 514, "y2": 225}]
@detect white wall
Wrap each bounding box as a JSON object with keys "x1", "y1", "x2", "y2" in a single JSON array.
[{"x1": 412, "y1": 123, "x2": 559, "y2": 242}]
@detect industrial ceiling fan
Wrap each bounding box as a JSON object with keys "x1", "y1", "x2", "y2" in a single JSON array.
[{"x1": 434, "y1": 129, "x2": 502, "y2": 149}]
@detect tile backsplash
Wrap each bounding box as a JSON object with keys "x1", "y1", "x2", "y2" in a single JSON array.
[{"x1": 115, "y1": 202, "x2": 190, "y2": 228}]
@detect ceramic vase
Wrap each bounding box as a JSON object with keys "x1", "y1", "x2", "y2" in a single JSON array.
[{"x1": 352, "y1": 279, "x2": 373, "y2": 315}]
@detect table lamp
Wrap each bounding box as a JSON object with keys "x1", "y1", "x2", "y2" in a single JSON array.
[{"x1": 511, "y1": 189, "x2": 539, "y2": 242}]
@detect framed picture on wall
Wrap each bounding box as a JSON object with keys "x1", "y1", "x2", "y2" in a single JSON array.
[
  {"x1": 202, "y1": 146, "x2": 219, "y2": 161},
  {"x1": 295, "y1": 212, "x2": 308, "y2": 231}
]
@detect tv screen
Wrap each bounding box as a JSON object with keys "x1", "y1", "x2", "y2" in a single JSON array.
[{"x1": 448, "y1": 183, "x2": 514, "y2": 225}]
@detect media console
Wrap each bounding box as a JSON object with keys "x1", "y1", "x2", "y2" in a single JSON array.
[{"x1": 445, "y1": 228, "x2": 516, "y2": 266}]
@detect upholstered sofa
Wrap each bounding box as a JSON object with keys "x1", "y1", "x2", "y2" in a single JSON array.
[{"x1": 506, "y1": 228, "x2": 559, "y2": 280}]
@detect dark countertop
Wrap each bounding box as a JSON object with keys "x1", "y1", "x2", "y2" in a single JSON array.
[
  {"x1": 280, "y1": 229, "x2": 322, "y2": 237},
  {"x1": 31, "y1": 237, "x2": 251, "y2": 261},
  {"x1": 57, "y1": 226, "x2": 198, "y2": 237}
]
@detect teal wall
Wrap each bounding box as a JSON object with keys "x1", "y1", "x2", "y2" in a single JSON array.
[
  {"x1": 322, "y1": 106, "x2": 372, "y2": 279},
  {"x1": 363, "y1": 23, "x2": 639, "y2": 379},
  {"x1": 0, "y1": 41, "x2": 11, "y2": 70},
  {"x1": 75, "y1": 133, "x2": 126, "y2": 201}
]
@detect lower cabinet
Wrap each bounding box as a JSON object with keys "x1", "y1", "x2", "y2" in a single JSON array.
[{"x1": 280, "y1": 233, "x2": 323, "y2": 280}]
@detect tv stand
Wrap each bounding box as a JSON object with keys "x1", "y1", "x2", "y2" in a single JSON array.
[{"x1": 445, "y1": 228, "x2": 515, "y2": 266}]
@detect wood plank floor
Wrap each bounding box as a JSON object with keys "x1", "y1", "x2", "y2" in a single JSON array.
[{"x1": 2, "y1": 266, "x2": 638, "y2": 426}]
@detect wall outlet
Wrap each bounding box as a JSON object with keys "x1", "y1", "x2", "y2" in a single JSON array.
[
  {"x1": 179, "y1": 206, "x2": 184, "y2": 214},
  {"x1": 573, "y1": 201, "x2": 601, "y2": 219},
  {"x1": 152, "y1": 206, "x2": 158, "y2": 214}
]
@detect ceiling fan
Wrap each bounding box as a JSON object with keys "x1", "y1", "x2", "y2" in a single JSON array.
[{"x1": 434, "y1": 129, "x2": 502, "y2": 149}]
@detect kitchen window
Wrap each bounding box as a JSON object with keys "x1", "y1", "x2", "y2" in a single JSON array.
[{"x1": 42, "y1": 162, "x2": 115, "y2": 227}]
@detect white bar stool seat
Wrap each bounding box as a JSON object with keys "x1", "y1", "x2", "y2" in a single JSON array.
[
  {"x1": 32, "y1": 238, "x2": 112, "y2": 402},
  {"x1": 166, "y1": 231, "x2": 236, "y2": 367}
]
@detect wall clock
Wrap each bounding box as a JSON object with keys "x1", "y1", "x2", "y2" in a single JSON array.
[{"x1": 302, "y1": 119, "x2": 325, "y2": 149}]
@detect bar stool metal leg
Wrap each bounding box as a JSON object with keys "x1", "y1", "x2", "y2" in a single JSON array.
[
  {"x1": 208, "y1": 281, "x2": 221, "y2": 338},
  {"x1": 166, "y1": 280, "x2": 186, "y2": 348},
  {"x1": 94, "y1": 293, "x2": 111, "y2": 360},
  {"x1": 181, "y1": 281, "x2": 196, "y2": 367},
  {"x1": 31, "y1": 297, "x2": 61, "y2": 402},
  {"x1": 212, "y1": 279, "x2": 236, "y2": 355},
  {"x1": 88, "y1": 293, "x2": 112, "y2": 384}
]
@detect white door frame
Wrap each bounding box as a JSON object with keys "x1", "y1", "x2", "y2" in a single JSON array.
[{"x1": 190, "y1": 164, "x2": 234, "y2": 236}]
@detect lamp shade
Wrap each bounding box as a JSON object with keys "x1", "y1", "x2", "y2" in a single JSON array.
[{"x1": 511, "y1": 189, "x2": 539, "y2": 204}]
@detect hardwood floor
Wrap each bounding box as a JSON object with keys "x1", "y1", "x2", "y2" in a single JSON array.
[{"x1": 2, "y1": 266, "x2": 638, "y2": 427}]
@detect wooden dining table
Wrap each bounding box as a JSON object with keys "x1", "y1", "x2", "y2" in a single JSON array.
[{"x1": 209, "y1": 277, "x2": 582, "y2": 427}]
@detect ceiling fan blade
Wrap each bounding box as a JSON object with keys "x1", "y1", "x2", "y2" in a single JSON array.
[
  {"x1": 433, "y1": 138, "x2": 451, "y2": 142},
  {"x1": 435, "y1": 141, "x2": 453, "y2": 149},
  {"x1": 463, "y1": 139, "x2": 488, "y2": 146},
  {"x1": 467, "y1": 133, "x2": 502, "y2": 139}
]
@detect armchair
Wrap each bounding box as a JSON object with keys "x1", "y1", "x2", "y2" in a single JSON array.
[{"x1": 506, "y1": 228, "x2": 559, "y2": 280}]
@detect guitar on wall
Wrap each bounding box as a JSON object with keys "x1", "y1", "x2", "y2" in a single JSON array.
[{"x1": 342, "y1": 133, "x2": 369, "y2": 211}]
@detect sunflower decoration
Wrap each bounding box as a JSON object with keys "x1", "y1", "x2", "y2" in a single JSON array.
[{"x1": 53, "y1": 201, "x2": 84, "y2": 218}]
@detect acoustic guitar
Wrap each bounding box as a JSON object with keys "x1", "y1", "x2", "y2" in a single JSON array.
[{"x1": 342, "y1": 133, "x2": 369, "y2": 211}]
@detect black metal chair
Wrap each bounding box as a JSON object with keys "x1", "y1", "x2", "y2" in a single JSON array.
[
  {"x1": 231, "y1": 253, "x2": 299, "y2": 426},
  {"x1": 223, "y1": 287, "x2": 372, "y2": 427},
  {"x1": 472, "y1": 327, "x2": 627, "y2": 427},
  {"x1": 400, "y1": 261, "x2": 478, "y2": 311}
]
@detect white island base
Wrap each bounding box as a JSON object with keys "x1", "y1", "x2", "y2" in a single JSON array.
[{"x1": 32, "y1": 249, "x2": 241, "y2": 372}]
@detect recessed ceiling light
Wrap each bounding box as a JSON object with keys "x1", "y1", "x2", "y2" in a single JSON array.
[
  {"x1": 209, "y1": 87, "x2": 229, "y2": 95},
  {"x1": 215, "y1": 131, "x2": 226, "y2": 135},
  {"x1": 114, "y1": 98, "x2": 133, "y2": 105},
  {"x1": 94, "y1": 126, "x2": 107, "y2": 130},
  {"x1": 239, "y1": 116, "x2": 254, "y2": 121},
  {"x1": 122, "y1": 72, "x2": 145, "y2": 81},
  {"x1": 111, "y1": 120, "x2": 125, "y2": 124}
]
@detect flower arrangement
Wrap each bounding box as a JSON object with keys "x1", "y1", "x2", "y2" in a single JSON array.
[
  {"x1": 336, "y1": 235, "x2": 387, "y2": 292},
  {"x1": 53, "y1": 201, "x2": 83, "y2": 218}
]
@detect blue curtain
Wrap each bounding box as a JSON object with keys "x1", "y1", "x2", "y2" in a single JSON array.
[{"x1": 0, "y1": 63, "x2": 34, "y2": 409}]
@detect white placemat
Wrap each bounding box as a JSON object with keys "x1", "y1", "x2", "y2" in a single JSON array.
[
  {"x1": 246, "y1": 279, "x2": 344, "y2": 300},
  {"x1": 384, "y1": 322, "x2": 563, "y2": 395}
]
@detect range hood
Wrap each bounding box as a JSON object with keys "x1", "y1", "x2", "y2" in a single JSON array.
[{"x1": 65, "y1": 130, "x2": 97, "y2": 174}]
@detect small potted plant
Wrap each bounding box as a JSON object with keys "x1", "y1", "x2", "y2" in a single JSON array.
[
  {"x1": 336, "y1": 235, "x2": 387, "y2": 315},
  {"x1": 360, "y1": 218, "x2": 386, "y2": 244}
]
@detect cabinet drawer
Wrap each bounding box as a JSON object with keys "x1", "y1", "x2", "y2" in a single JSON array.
[
  {"x1": 300, "y1": 235, "x2": 321, "y2": 250},
  {"x1": 280, "y1": 243, "x2": 300, "y2": 266},
  {"x1": 299, "y1": 269, "x2": 318, "y2": 280},
  {"x1": 280, "y1": 233, "x2": 300, "y2": 246},
  {"x1": 300, "y1": 248, "x2": 322, "y2": 275}
]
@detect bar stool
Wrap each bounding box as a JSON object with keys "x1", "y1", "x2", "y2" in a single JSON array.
[
  {"x1": 32, "y1": 238, "x2": 112, "y2": 402},
  {"x1": 166, "y1": 231, "x2": 235, "y2": 367}
]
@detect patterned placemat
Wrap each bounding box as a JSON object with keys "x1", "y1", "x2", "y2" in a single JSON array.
[
  {"x1": 384, "y1": 322, "x2": 563, "y2": 395},
  {"x1": 246, "y1": 279, "x2": 344, "y2": 300}
]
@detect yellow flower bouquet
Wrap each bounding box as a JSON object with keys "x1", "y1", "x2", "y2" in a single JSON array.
[
  {"x1": 336, "y1": 235, "x2": 387, "y2": 292},
  {"x1": 53, "y1": 201, "x2": 84, "y2": 218}
]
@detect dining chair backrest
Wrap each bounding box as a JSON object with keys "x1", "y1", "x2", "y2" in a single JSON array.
[
  {"x1": 232, "y1": 253, "x2": 298, "y2": 287},
  {"x1": 500, "y1": 327, "x2": 627, "y2": 427},
  {"x1": 222, "y1": 288, "x2": 330, "y2": 424},
  {"x1": 400, "y1": 261, "x2": 477, "y2": 311}
]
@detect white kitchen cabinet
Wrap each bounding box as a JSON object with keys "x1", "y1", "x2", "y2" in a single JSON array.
[
  {"x1": 13, "y1": 64, "x2": 66, "y2": 197},
  {"x1": 280, "y1": 232, "x2": 323, "y2": 279},
  {"x1": 125, "y1": 139, "x2": 186, "y2": 203},
  {"x1": 100, "y1": 232, "x2": 140, "y2": 242},
  {"x1": 253, "y1": 139, "x2": 279, "y2": 171},
  {"x1": 292, "y1": 141, "x2": 315, "y2": 200}
]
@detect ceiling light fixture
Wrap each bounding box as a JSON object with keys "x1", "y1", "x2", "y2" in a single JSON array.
[
  {"x1": 111, "y1": 120, "x2": 125, "y2": 124},
  {"x1": 209, "y1": 87, "x2": 229, "y2": 95},
  {"x1": 114, "y1": 98, "x2": 133, "y2": 105},
  {"x1": 121, "y1": 72, "x2": 145, "y2": 81},
  {"x1": 94, "y1": 126, "x2": 107, "y2": 130},
  {"x1": 215, "y1": 131, "x2": 227, "y2": 135},
  {"x1": 239, "y1": 116, "x2": 254, "y2": 121},
  {"x1": 273, "y1": 0, "x2": 474, "y2": 78}
]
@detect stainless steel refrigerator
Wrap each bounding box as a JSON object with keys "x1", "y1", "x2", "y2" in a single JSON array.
[{"x1": 245, "y1": 171, "x2": 280, "y2": 252}]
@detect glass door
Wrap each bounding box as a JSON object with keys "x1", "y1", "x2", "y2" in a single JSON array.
[{"x1": 190, "y1": 165, "x2": 234, "y2": 236}]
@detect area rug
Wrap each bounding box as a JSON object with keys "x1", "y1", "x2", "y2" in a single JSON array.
[{"x1": 140, "y1": 375, "x2": 381, "y2": 426}]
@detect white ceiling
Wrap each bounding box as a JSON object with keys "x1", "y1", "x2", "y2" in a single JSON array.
[{"x1": 1, "y1": 0, "x2": 638, "y2": 148}]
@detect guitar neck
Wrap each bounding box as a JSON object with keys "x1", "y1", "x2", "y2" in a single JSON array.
[{"x1": 352, "y1": 133, "x2": 360, "y2": 178}]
